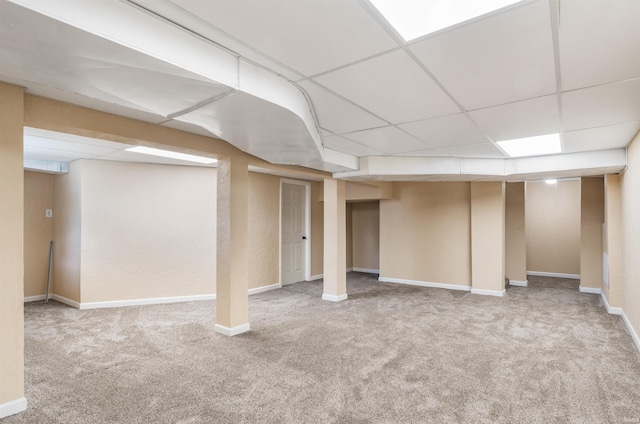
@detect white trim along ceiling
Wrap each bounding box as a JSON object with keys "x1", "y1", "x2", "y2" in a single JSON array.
[{"x1": 2, "y1": 0, "x2": 638, "y2": 181}]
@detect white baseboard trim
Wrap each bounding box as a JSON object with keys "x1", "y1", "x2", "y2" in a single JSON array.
[
  {"x1": 50, "y1": 294, "x2": 81, "y2": 309},
  {"x1": 79, "y1": 294, "x2": 216, "y2": 310},
  {"x1": 0, "y1": 397, "x2": 27, "y2": 419},
  {"x1": 378, "y1": 277, "x2": 471, "y2": 292},
  {"x1": 471, "y1": 288, "x2": 506, "y2": 297},
  {"x1": 620, "y1": 310, "x2": 640, "y2": 353},
  {"x1": 579, "y1": 286, "x2": 602, "y2": 294},
  {"x1": 248, "y1": 283, "x2": 281, "y2": 295},
  {"x1": 508, "y1": 280, "x2": 528, "y2": 287},
  {"x1": 24, "y1": 294, "x2": 46, "y2": 302},
  {"x1": 346, "y1": 267, "x2": 354, "y2": 272},
  {"x1": 527, "y1": 271, "x2": 580, "y2": 280},
  {"x1": 309, "y1": 274, "x2": 323, "y2": 281},
  {"x1": 600, "y1": 292, "x2": 623, "y2": 315},
  {"x1": 352, "y1": 267, "x2": 380, "y2": 274},
  {"x1": 214, "y1": 323, "x2": 250, "y2": 336},
  {"x1": 322, "y1": 293, "x2": 348, "y2": 302}
]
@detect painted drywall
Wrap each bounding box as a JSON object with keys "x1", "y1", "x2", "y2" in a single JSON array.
[
  {"x1": 52, "y1": 162, "x2": 82, "y2": 302},
  {"x1": 525, "y1": 180, "x2": 581, "y2": 275},
  {"x1": 471, "y1": 182, "x2": 505, "y2": 293},
  {"x1": 310, "y1": 180, "x2": 324, "y2": 278},
  {"x1": 24, "y1": 171, "x2": 55, "y2": 297},
  {"x1": 346, "y1": 203, "x2": 353, "y2": 269},
  {"x1": 248, "y1": 172, "x2": 280, "y2": 288},
  {"x1": 580, "y1": 177, "x2": 604, "y2": 290},
  {"x1": 351, "y1": 201, "x2": 380, "y2": 272},
  {"x1": 79, "y1": 160, "x2": 216, "y2": 302},
  {"x1": 0, "y1": 82, "x2": 25, "y2": 410},
  {"x1": 620, "y1": 131, "x2": 640, "y2": 346},
  {"x1": 505, "y1": 182, "x2": 526, "y2": 282},
  {"x1": 323, "y1": 179, "x2": 347, "y2": 297},
  {"x1": 380, "y1": 182, "x2": 472, "y2": 287}
]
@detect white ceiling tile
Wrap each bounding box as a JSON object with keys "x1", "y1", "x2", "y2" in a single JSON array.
[
  {"x1": 563, "y1": 79, "x2": 640, "y2": 131},
  {"x1": 400, "y1": 143, "x2": 506, "y2": 159},
  {"x1": 324, "y1": 136, "x2": 386, "y2": 157},
  {"x1": 563, "y1": 122, "x2": 640, "y2": 154},
  {"x1": 171, "y1": 0, "x2": 398, "y2": 76},
  {"x1": 314, "y1": 50, "x2": 460, "y2": 124},
  {"x1": 343, "y1": 126, "x2": 429, "y2": 154},
  {"x1": 299, "y1": 81, "x2": 387, "y2": 134},
  {"x1": 470, "y1": 95, "x2": 559, "y2": 141},
  {"x1": 101, "y1": 150, "x2": 217, "y2": 167},
  {"x1": 398, "y1": 114, "x2": 488, "y2": 148},
  {"x1": 24, "y1": 146, "x2": 96, "y2": 161},
  {"x1": 410, "y1": 0, "x2": 556, "y2": 110},
  {"x1": 24, "y1": 135, "x2": 119, "y2": 156},
  {"x1": 560, "y1": 0, "x2": 640, "y2": 90}
]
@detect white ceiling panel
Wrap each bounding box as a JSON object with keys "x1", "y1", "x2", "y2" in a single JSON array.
[
  {"x1": 24, "y1": 135, "x2": 119, "y2": 156},
  {"x1": 24, "y1": 146, "x2": 97, "y2": 161},
  {"x1": 399, "y1": 113, "x2": 488, "y2": 148},
  {"x1": 342, "y1": 126, "x2": 428, "y2": 154},
  {"x1": 324, "y1": 135, "x2": 386, "y2": 157},
  {"x1": 410, "y1": 0, "x2": 556, "y2": 110},
  {"x1": 314, "y1": 50, "x2": 460, "y2": 124},
  {"x1": 563, "y1": 79, "x2": 640, "y2": 131},
  {"x1": 559, "y1": 0, "x2": 640, "y2": 91},
  {"x1": 401, "y1": 143, "x2": 506, "y2": 159},
  {"x1": 98, "y1": 150, "x2": 217, "y2": 167},
  {"x1": 299, "y1": 80, "x2": 387, "y2": 135},
  {"x1": 563, "y1": 122, "x2": 640, "y2": 154},
  {"x1": 470, "y1": 95, "x2": 559, "y2": 141},
  {"x1": 171, "y1": 0, "x2": 398, "y2": 76}
]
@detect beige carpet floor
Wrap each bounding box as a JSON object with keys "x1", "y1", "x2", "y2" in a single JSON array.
[{"x1": 5, "y1": 273, "x2": 640, "y2": 423}]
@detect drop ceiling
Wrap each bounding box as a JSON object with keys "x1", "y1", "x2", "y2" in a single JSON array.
[{"x1": 2, "y1": 0, "x2": 639, "y2": 181}]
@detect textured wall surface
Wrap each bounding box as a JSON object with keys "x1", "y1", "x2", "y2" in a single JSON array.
[
  {"x1": 505, "y1": 182, "x2": 526, "y2": 282},
  {"x1": 351, "y1": 201, "x2": 379, "y2": 271},
  {"x1": 580, "y1": 177, "x2": 604, "y2": 289},
  {"x1": 248, "y1": 173, "x2": 280, "y2": 288}
]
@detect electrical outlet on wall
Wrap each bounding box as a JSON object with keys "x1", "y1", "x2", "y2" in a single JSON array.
[{"x1": 45, "y1": 209, "x2": 53, "y2": 218}]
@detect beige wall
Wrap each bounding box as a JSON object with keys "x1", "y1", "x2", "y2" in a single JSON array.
[
  {"x1": 310, "y1": 181, "x2": 324, "y2": 277},
  {"x1": 471, "y1": 182, "x2": 505, "y2": 292},
  {"x1": 52, "y1": 162, "x2": 82, "y2": 302},
  {"x1": 351, "y1": 201, "x2": 380, "y2": 271},
  {"x1": 505, "y1": 182, "x2": 526, "y2": 282},
  {"x1": 248, "y1": 173, "x2": 280, "y2": 289},
  {"x1": 346, "y1": 203, "x2": 353, "y2": 269},
  {"x1": 380, "y1": 182, "x2": 471, "y2": 287},
  {"x1": 525, "y1": 180, "x2": 581, "y2": 275},
  {"x1": 24, "y1": 171, "x2": 55, "y2": 297},
  {"x1": 620, "y1": 132, "x2": 640, "y2": 343},
  {"x1": 0, "y1": 82, "x2": 25, "y2": 409},
  {"x1": 580, "y1": 177, "x2": 604, "y2": 289},
  {"x1": 604, "y1": 174, "x2": 623, "y2": 308}
]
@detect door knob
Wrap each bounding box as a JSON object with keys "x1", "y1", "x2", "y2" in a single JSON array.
[{"x1": 302, "y1": 236, "x2": 307, "y2": 240}]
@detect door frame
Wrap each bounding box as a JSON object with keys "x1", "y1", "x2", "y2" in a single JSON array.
[{"x1": 279, "y1": 178, "x2": 311, "y2": 286}]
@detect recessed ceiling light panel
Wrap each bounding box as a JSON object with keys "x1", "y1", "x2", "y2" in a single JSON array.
[
  {"x1": 368, "y1": 0, "x2": 525, "y2": 42},
  {"x1": 126, "y1": 146, "x2": 217, "y2": 164},
  {"x1": 496, "y1": 133, "x2": 562, "y2": 158}
]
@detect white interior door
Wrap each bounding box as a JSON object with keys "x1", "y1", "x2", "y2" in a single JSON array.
[{"x1": 281, "y1": 182, "x2": 306, "y2": 285}]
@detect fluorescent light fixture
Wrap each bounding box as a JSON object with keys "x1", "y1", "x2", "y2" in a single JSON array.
[
  {"x1": 496, "y1": 133, "x2": 562, "y2": 158},
  {"x1": 125, "y1": 146, "x2": 217, "y2": 164},
  {"x1": 545, "y1": 179, "x2": 557, "y2": 185},
  {"x1": 368, "y1": 0, "x2": 524, "y2": 41}
]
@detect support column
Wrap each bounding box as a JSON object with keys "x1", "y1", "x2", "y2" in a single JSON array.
[
  {"x1": 505, "y1": 182, "x2": 527, "y2": 286},
  {"x1": 580, "y1": 177, "x2": 605, "y2": 291},
  {"x1": 471, "y1": 182, "x2": 506, "y2": 297},
  {"x1": 323, "y1": 178, "x2": 347, "y2": 301},
  {"x1": 0, "y1": 83, "x2": 27, "y2": 418},
  {"x1": 215, "y1": 157, "x2": 250, "y2": 336},
  {"x1": 603, "y1": 174, "x2": 622, "y2": 308}
]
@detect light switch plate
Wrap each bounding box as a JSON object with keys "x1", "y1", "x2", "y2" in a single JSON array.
[{"x1": 45, "y1": 209, "x2": 53, "y2": 218}]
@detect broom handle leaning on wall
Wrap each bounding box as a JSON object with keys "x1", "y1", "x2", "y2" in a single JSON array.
[{"x1": 45, "y1": 240, "x2": 53, "y2": 303}]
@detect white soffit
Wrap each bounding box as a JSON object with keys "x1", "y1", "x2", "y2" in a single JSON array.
[
  {"x1": 314, "y1": 49, "x2": 459, "y2": 124},
  {"x1": 298, "y1": 80, "x2": 387, "y2": 135},
  {"x1": 559, "y1": 0, "x2": 640, "y2": 91},
  {"x1": 409, "y1": 0, "x2": 555, "y2": 110},
  {"x1": 404, "y1": 143, "x2": 506, "y2": 159},
  {"x1": 562, "y1": 79, "x2": 640, "y2": 131},
  {"x1": 563, "y1": 122, "x2": 640, "y2": 154},
  {"x1": 170, "y1": 0, "x2": 398, "y2": 77},
  {"x1": 324, "y1": 135, "x2": 386, "y2": 157},
  {"x1": 398, "y1": 113, "x2": 489, "y2": 148},
  {"x1": 342, "y1": 126, "x2": 429, "y2": 155},
  {"x1": 469, "y1": 95, "x2": 559, "y2": 141}
]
